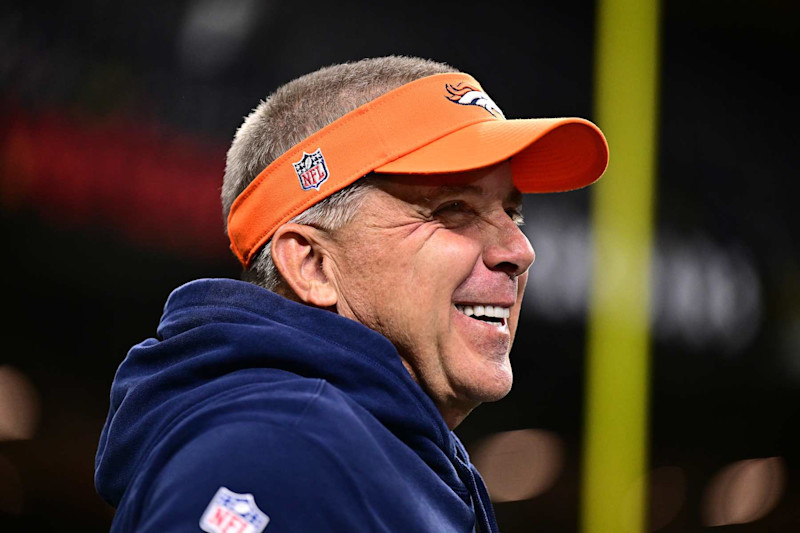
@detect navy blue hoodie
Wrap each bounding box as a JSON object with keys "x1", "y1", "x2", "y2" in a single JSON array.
[{"x1": 95, "y1": 278, "x2": 499, "y2": 532}]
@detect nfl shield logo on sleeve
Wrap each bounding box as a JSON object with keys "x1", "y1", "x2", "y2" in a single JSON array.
[
  {"x1": 293, "y1": 148, "x2": 329, "y2": 191},
  {"x1": 200, "y1": 487, "x2": 270, "y2": 533}
]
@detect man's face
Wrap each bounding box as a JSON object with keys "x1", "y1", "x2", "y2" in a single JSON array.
[{"x1": 326, "y1": 161, "x2": 535, "y2": 427}]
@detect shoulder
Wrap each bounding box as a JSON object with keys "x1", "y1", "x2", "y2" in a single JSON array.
[
  {"x1": 134, "y1": 420, "x2": 352, "y2": 532},
  {"x1": 134, "y1": 415, "x2": 417, "y2": 532},
  {"x1": 114, "y1": 379, "x2": 474, "y2": 533},
  {"x1": 128, "y1": 382, "x2": 403, "y2": 532},
  {"x1": 177, "y1": 379, "x2": 396, "y2": 473},
  {"x1": 182, "y1": 374, "x2": 373, "y2": 437}
]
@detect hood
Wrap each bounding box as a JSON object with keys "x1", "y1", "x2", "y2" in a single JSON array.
[{"x1": 94, "y1": 278, "x2": 459, "y2": 507}]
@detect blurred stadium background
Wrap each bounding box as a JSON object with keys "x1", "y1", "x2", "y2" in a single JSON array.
[{"x1": 1, "y1": 0, "x2": 798, "y2": 531}]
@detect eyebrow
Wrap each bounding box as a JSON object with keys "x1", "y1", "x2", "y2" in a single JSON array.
[{"x1": 424, "y1": 184, "x2": 523, "y2": 205}]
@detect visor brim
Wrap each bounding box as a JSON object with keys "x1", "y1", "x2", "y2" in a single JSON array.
[{"x1": 374, "y1": 117, "x2": 609, "y2": 193}]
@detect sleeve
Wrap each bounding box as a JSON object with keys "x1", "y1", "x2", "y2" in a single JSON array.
[{"x1": 133, "y1": 421, "x2": 380, "y2": 533}]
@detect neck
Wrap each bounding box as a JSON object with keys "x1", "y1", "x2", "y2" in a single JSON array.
[{"x1": 399, "y1": 358, "x2": 476, "y2": 430}]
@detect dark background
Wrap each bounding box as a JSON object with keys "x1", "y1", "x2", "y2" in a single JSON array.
[{"x1": 1, "y1": 0, "x2": 797, "y2": 531}]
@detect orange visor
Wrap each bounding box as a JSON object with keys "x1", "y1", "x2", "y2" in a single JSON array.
[{"x1": 227, "y1": 72, "x2": 609, "y2": 267}]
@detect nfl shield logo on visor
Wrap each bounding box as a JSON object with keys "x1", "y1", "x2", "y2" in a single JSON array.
[{"x1": 293, "y1": 148, "x2": 329, "y2": 191}]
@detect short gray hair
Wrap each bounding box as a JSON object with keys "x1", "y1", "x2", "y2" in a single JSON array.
[{"x1": 221, "y1": 55, "x2": 457, "y2": 290}]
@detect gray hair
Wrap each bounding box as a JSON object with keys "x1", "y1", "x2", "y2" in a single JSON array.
[{"x1": 221, "y1": 55, "x2": 457, "y2": 291}]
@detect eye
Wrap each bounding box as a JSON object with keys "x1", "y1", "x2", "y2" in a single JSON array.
[
  {"x1": 432, "y1": 200, "x2": 477, "y2": 226},
  {"x1": 506, "y1": 207, "x2": 525, "y2": 226},
  {"x1": 434, "y1": 200, "x2": 473, "y2": 215}
]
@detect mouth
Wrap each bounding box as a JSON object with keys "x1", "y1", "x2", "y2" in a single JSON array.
[{"x1": 454, "y1": 304, "x2": 510, "y2": 327}]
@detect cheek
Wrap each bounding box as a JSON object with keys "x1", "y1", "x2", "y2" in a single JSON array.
[
  {"x1": 416, "y1": 233, "x2": 483, "y2": 286},
  {"x1": 332, "y1": 239, "x2": 391, "y2": 310},
  {"x1": 338, "y1": 228, "x2": 482, "y2": 320},
  {"x1": 338, "y1": 238, "x2": 425, "y2": 318}
]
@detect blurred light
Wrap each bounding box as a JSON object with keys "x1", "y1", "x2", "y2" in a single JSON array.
[
  {"x1": 701, "y1": 457, "x2": 786, "y2": 527},
  {"x1": 651, "y1": 234, "x2": 762, "y2": 354},
  {"x1": 0, "y1": 365, "x2": 40, "y2": 441},
  {"x1": 470, "y1": 429, "x2": 564, "y2": 503},
  {"x1": 178, "y1": 0, "x2": 264, "y2": 76},
  {"x1": 648, "y1": 466, "x2": 686, "y2": 531},
  {"x1": 0, "y1": 108, "x2": 228, "y2": 258},
  {"x1": 523, "y1": 204, "x2": 762, "y2": 353},
  {"x1": 0, "y1": 454, "x2": 24, "y2": 515}
]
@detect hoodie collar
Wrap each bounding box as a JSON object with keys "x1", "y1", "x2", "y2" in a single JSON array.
[{"x1": 159, "y1": 278, "x2": 453, "y2": 447}]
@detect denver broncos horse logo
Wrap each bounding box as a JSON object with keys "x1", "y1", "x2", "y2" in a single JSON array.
[{"x1": 445, "y1": 83, "x2": 505, "y2": 118}]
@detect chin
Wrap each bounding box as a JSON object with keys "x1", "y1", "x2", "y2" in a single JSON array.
[{"x1": 462, "y1": 361, "x2": 514, "y2": 404}]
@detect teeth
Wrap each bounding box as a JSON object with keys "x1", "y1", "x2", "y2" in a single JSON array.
[{"x1": 455, "y1": 305, "x2": 511, "y2": 319}]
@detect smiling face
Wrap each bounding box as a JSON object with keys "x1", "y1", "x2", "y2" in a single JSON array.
[{"x1": 324, "y1": 161, "x2": 535, "y2": 428}]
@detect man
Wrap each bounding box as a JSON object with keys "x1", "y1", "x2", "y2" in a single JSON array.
[{"x1": 95, "y1": 55, "x2": 608, "y2": 532}]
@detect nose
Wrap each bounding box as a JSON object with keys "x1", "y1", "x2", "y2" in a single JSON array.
[{"x1": 484, "y1": 215, "x2": 535, "y2": 278}]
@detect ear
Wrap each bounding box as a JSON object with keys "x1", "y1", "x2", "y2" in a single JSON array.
[{"x1": 270, "y1": 223, "x2": 338, "y2": 308}]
